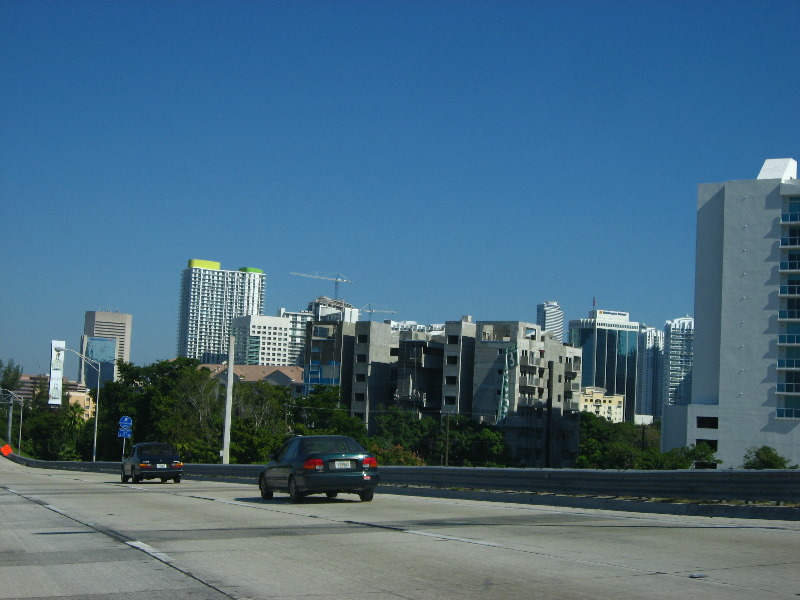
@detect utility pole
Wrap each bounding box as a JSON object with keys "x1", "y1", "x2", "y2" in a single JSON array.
[{"x1": 222, "y1": 336, "x2": 234, "y2": 464}]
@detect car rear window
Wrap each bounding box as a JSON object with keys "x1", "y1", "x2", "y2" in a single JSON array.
[
  {"x1": 301, "y1": 437, "x2": 365, "y2": 454},
  {"x1": 139, "y1": 444, "x2": 176, "y2": 456}
]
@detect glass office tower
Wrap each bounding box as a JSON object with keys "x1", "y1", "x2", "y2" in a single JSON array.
[{"x1": 569, "y1": 310, "x2": 640, "y2": 422}]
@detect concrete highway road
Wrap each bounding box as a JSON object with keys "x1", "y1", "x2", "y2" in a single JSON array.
[{"x1": 1, "y1": 457, "x2": 798, "y2": 600}]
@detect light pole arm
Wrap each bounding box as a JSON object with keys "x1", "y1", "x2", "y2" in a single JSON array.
[{"x1": 54, "y1": 347, "x2": 102, "y2": 462}]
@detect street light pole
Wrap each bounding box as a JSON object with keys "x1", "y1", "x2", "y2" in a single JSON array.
[
  {"x1": 55, "y1": 347, "x2": 101, "y2": 462},
  {"x1": 1, "y1": 389, "x2": 23, "y2": 450}
]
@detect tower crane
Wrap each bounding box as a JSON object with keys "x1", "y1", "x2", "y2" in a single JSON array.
[
  {"x1": 290, "y1": 272, "x2": 352, "y2": 300},
  {"x1": 360, "y1": 304, "x2": 398, "y2": 321}
]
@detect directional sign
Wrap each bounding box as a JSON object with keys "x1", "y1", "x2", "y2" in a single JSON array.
[
  {"x1": 118, "y1": 429, "x2": 132, "y2": 438},
  {"x1": 119, "y1": 416, "x2": 133, "y2": 429}
]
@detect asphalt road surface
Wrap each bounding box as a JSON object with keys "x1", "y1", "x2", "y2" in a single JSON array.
[{"x1": 1, "y1": 457, "x2": 798, "y2": 600}]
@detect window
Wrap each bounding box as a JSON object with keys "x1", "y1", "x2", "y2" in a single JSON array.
[
  {"x1": 355, "y1": 373, "x2": 366, "y2": 382},
  {"x1": 696, "y1": 416, "x2": 719, "y2": 429},
  {"x1": 447, "y1": 335, "x2": 459, "y2": 345},
  {"x1": 445, "y1": 375, "x2": 457, "y2": 385},
  {"x1": 446, "y1": 355, "x2": 458, "y2": 365},
  {"x1": 444, "y1": 395, "x2": 456, "y2": 405},
  {"x1": 356, "y1": 354, "x2": 367, "y2": 363},
  {"x1": 357, "y1": 334, "x2": 369, "y2": 344},
  {"x1": 354, "y1": 393, "x2": 366, "y2": 402},
  {"x1": 696, "y1": 439, "x2": 718, "y2": 451}
]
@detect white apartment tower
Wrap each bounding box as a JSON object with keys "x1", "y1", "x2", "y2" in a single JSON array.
[
  {"x1": 662, "y1": 159, "x2": 800, "y2": 467},
  {"x1": 537, "y1": 301, "x2": 564, "y2": 341},
  {"x1": 177, "y1": 259, "x2": 266, "y2": 364},
  {"x1": 662, "y1": 317, "x2": 694, "y2": 409}
]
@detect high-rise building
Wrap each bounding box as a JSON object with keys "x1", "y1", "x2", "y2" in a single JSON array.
[
  {"x1": 662, "y1": 158, "x2": 800, "y2": 467},
  {"x1": 80, "y1": 311, "x2": 132, "y2": 385},
  {"x1": 278, "y1": 307, "x2": 314, "y2": 366},
  {"x1": 662, "y1": 317, "x2": 694, "y2": 410},
  {"x1": 537, "y1": 301, "x2": 564, "y2": 341},
  {"x1": 177, "y1": 259, "x2": 265, "y2": 364},
  {"x1": 636, "y1": 326, "x2": 663, "y2": 418},
  {"x1": 231, "y1": 315, "x2": 292, "y2": 366},
  {"x1": 568, "y1": 309, "x2": 640, "y2": 422}
]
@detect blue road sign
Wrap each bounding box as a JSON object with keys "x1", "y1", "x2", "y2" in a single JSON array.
[
  {"x1": 119, "y1": 416, "x2": 133, "y2": 429},
  {"x1": 118, "y1": 429, "x2": 132, "y2": 438}
]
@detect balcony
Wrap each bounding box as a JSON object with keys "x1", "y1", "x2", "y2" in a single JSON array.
[
  {"x1": 780, "y1": 237, "x2": 800, "y2": 248},
  {"x1": 778, "y1": 334, "x2": 800, "y2": 345},
  {"x1": 777, "y1": 408, "x2": 800, "y2": 419},
  {"x1": 778, "y1": 310, "x2": 800, "y2": 321},
  {"x1": 780, "y1": 261, "x2": 800, "y2": 273},
  {"x1": 776, "y1": 383, "x2": 800, "y2": 394},
  {"x1": 778, "y1": 359, "x2": 800, "y2": 370},
  {"x1": 781, "y1": 213, "x2": 800, "y2": 223},
  {"x1": 779, "y1": 285, "x2": 800, "y2": 297},
  {"x1": 519, "y1": 375, "x2": 542, "y2": 388},
  {"x1": 519, "y1": 355, "x2": 543, "y2": 367}
]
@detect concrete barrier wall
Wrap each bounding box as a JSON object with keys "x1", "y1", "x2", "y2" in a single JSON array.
[{"x1": 6, "y1": 454, "x2": 799, "y2": 503}]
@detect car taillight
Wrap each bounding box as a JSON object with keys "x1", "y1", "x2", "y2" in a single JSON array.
[
  {"x1": 139, "y1": 463, "x2": 152, "y2": 469},
  {"x1": 363, "y1": 457, "x2": 377, "y2": 468},
  {"x1": 173, "y1": 462, "x2": 183, "y2": 468},
  {"x1": 303, "y1": 458, "x2": 324, "y2": 471}
]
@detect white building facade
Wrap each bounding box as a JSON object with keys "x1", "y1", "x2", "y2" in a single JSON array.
[
  {"x1": 537, "y1": 301, "x2": 564, "y2": 342},
  {"x1": 278, "y1": 308, "x2": 314, "y2": 366},
  {"x1": 662, "y1": 317, "x2": 694, "y2": 410},
  {"x1": 662, "y1": 159, "x2": 800, "y2": 467},
  {"x1": 177, "y1": 259, "x2": 266, "y2": 364},
  {"x1": 231, "y1": 315, "x2": 292, "y2": 366}
]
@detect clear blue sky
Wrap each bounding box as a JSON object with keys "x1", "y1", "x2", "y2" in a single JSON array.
[{"x1": 2, "y1": 1, "x2": 798, "y2": 376}]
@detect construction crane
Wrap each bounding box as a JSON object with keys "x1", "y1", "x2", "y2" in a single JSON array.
[
  {"x1": 360, "y1": 304, "x2": 398, "y2": 321},
  {"x1": 290, "y1": 272, "x2": 352, "y2": 300}
]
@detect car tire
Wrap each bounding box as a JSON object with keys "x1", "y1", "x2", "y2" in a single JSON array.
[
  {"x1": 173, "y1": 475, "x2": 181, "y2": 484},
  {"x1": 358, "y1": 489, "x2": 374, "y2": 502},
  {"x1": 132, "y1": 470, "x2": 142, "y2": 484},
  {"x1": 288, "y1": 477, "x2": 303, "y2": 503},
  {"x1": 326, "y1": 492, "x2": 338, "y2": 499},
  {"x1": 161, "y1": 478, "x2": 168, "y2": 483},
  {"x1": 259, "y1": 476, "x2": 273, "y2": 500},
  {"x1": 121, "y1": 467, "x2": 129, "y2": 483}
]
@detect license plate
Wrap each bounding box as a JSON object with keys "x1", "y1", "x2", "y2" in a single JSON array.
[
  {"x1": 157, "y1": 464, "x2": 167, "y2": 469},
  {"x1": 334, "y1": 460, "x2": 351, "y2": 469}
]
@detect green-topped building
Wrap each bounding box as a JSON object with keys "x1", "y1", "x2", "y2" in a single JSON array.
[{"x1": 177, "y1": 259, "x2": 266, "y2": 363}]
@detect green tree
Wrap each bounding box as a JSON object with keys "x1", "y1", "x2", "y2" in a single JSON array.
[
  {"x1": 741, "y1": 445, "x2": 798, "y2": 469},
  {"x1": 1, "y1": 359, "x2": 23, "y2": 392}
]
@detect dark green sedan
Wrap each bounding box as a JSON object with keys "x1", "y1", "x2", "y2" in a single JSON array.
[{"x1": 259, "y1": 435, "x2": 379, "y2": 502}]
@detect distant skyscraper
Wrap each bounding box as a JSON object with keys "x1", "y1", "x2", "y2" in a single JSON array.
[
  {"x1": 569, "y1": 309, "x2": 640, "y2": 421},
  {"x1": 636, "y1": 326, "x2": 663, "y2": 418},
  {"x1": 662, "y1": 159, "x2": 800, "y2": 467},
  {"x1": 537, "y1": 301, "x2": 564, "y2": 341},
  {"x1": 81, "y1": 311, "x2": 132, "y2": 385},
  {"x1": 177, "y1": 259, "x2": 266, "y2": 363},
  {"x1": 662, "y1": 317, "x2": 694, "y2": 410}
]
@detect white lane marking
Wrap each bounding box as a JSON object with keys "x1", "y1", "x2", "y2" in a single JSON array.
[{"x1": 127, "y1": 540, "x2": 175, "y2": 563}]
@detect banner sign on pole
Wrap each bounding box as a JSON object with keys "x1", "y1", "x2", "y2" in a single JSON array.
[{"x1": 49, "y1": 341, "x2": 65, "y2": 406}]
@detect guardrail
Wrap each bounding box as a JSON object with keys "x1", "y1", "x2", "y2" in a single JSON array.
[{"x1": 5, "y1": 453, "x2": 799, "y2": 503}]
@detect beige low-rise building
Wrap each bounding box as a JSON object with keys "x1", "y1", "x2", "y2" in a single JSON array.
[{"x1": 580, "y1": 387, "x2": 625, "y2": 422}]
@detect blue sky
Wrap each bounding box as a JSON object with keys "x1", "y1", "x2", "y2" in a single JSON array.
[{"x1": 2, "y1": 1, "x2": 798, "y2": 376}]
